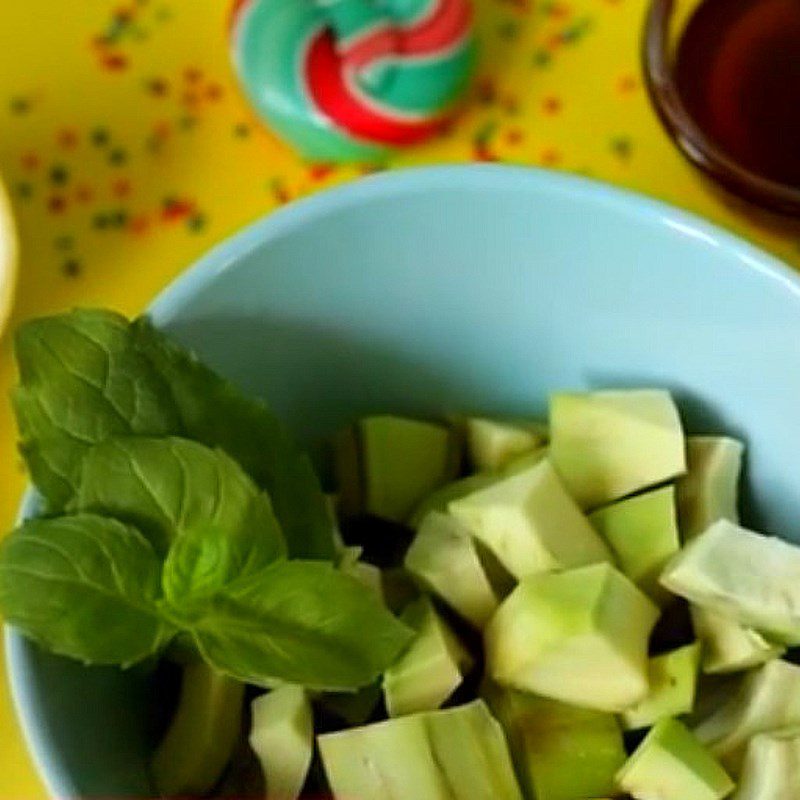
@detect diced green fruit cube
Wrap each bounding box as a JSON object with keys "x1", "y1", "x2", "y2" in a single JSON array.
[
  {"x1": 484, "y1": 683, "x2": 626, "y2": 800},
  {"x1": 616, "y1": 718, "x2": 734, "y2": 800},
  {"x1": 678, "y1": 436, "x2": 744, "y2": 541},
  {"x1": 318, "y1": 700, "x2": 523, "y2": 800},
  {"x1": 622, "y1": 642, "x2": 701, "y2": 730},
  {"x1": 732, "y1": 726, "x2": 800, "y2": 800},
  {"x1": 590, "y1": 485, "x2": 680, "y2": 605},
  {"x1": 485, "y1": 563, "x2": 659, "y2": 711},
  {"x1": 409, "y1": 473, "x2": 498, "y2": 529},
  {"x1": 152, "y1": 662, "x2": 245, "y2": 796},
  {"x1": 550, "y1": 389, "x2": 686, "y2": 509},
  {"x1": 660, "y1": 519, "x2": 800, "y2": 645},
  {"x1": 319, "y1": 707, "x2": 447, "y2": 799},
  {"x1": 249, "y1": 685, "x2": 313, "y2": 800},
  {"x1": 466, "y1": 418, "x2": 546, "y2": 472},
  {"x1": 694, "y1": 659, "x2": 800, "y2": 776},
  {"x1": 424, "y1": 701, "x2": 525, "y2": 800},
  {"x1": 337, "y1": 416, "x2": 457, "y2": 523},
  {"x1": 383, "y1": 597, "x2": 472, "y2": 717},
  {"x1": 690, "y1": 606, "x2": 785, "y2": 675},
  {"x1": 449, "y1": 459, "x2": 612, "y2": 579},
  {"x1": 404, "y1": 512, "x2": 498, "y2": 628}
]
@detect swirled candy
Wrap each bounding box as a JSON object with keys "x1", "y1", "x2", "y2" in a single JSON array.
[{"x1": 230, "y1": 0, "x2": 476, "y2": 161}]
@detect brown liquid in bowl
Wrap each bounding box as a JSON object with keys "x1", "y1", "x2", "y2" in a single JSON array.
[{"x1": 675, "y1": 0, "x2": 800, "y2": 188}]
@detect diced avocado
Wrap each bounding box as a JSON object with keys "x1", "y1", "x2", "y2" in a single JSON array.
[
  {"x1": 483, "y1": 682, "x2": 626, "y2": 800},
  {"x1": 151, "y1": 662, "x2": 245, "y2": 796},
  {"x1": 466, "y1": 417, "x2": 546, "y2": 472},
  {"x1": 249, "y1": 685, "x2": 313, "y2": 800},
  {"x1": 660, "y1": 519, "x2": 800, "y2": 645},
  {"x1": 690, "y1": 606, "x2": 785, "y2": 675},
  {"x1": 319, "y1": 708, "x2": 448, "y2": 799},
  {"x1": 622, "y1": 642, "x2": 701, "y2": 730},
  {"x1": 550, "y1": 389, "x2": 686, "y2": 509},
  {"x1": 616, "y1": 718, "x2": 734, "y2": 800},
  {"x1": 424, "y1": 700, "x2": 524, "y2": 800},
  {"x1": 318, "y1": 700, "x2": 523, "y2": 800},
  {"x1": 383, "y1": 597, "x2": 472, "y2": 717},
  {"x1": 449, "y1": 459, "x2": 612, "y2": 579},
  {"x1": 409, "y1": 473, "x2": 498, "y2": 529},
  {"x1": 590, "y1": 485, "x2": 680, "y2": 605},
  {"x1": 677, "y1": 436, "x2": 744, "y2": 541},
  {"x1": 694, "y1": 659, "x2": 800, "y2": 776},
  {"x1": 732, "y1": 726, "x2": 800, "y2": 800},
  {"x1": 360, "y1": 416, "x2": 456, "y2": 522},
  {"x1": 404, "y1": 512, "x2": 498, "y2": 628},
  {"x1": 485, "y1": 563, "x2": 659, "y2": 711}
]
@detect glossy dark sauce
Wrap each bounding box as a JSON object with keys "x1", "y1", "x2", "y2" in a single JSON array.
[{"x1": 675, "y1": 0, "x2": 800, "y2": 187}]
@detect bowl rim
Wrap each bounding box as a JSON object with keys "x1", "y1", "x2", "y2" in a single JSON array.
[{"x1": 7, "y1": 163, "x2": 800, "y2": 798}]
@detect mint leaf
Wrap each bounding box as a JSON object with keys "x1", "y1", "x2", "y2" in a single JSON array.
[
  {"x1": 70, "y1": 437, "x2": 286, "y2": 575},
  {"x1": 13, "y1": 310, "x2": 180, "y2": 510},
  {"x1": 183, "y1": 561, "x2": 413, "y2": 690},
  {"x1": 132, "y1": 318, "x2": 335, "y2": 561},
  {"x1": 0, "y1": 514, "x2": 172, "y2": 665}
]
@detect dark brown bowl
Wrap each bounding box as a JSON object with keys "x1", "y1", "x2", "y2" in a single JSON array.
[{"x1": 642, "y1": 0, "x2": 800, "y2": 216}]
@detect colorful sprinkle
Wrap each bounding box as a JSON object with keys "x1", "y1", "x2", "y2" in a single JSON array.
[
  {"x1": 49, "y1": 164, "x2": 69, "y2": 185},
  {"x1": 109, "y1": 147, "x2": 128, "y2": 165},
  {"x1": 610, "y1": 135, "x2": 634, "y2": 160},
  {"x1": 20, "y1": 152, "x2": 40, "y2": 171},
  {"x1": 9, "y1": 96, "x2": 31, "y2": 114},
  {"x1": 542, "y1": 96, "x2": 562, "y2": 114},
  {"x1": 57, "y1": 129, "x2": 79, "y2": 149},
  {"x1": 91, "y1": 127, "x2": 111, "y2": 147},
  {"x1": 47, "y1": 194, "x2": 68, "y2": 214},
  {"x1": 62, "y1": 258, "x2": 81, "y2": 277}
]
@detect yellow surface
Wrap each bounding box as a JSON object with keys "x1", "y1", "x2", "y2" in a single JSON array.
[{"x1": 1, "y1": 0, "x2": 800, "y2": 795}]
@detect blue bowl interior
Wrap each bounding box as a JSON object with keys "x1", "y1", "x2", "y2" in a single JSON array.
[{"x1": 10, "y1": 165, "x2": 800, "y2": 796}]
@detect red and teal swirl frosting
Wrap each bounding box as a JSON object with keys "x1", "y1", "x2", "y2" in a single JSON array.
[{"x1": 230, "y1": 0, "x2": 475, "y2": 161}]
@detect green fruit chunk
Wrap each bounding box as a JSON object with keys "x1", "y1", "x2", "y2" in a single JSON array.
[
  {"x1": 409, "y1": 474, "x2": 498, "y2": 529},
  {"x1": 466, "y1": 417, "x2": 546, "y2": 472},
  {"x1": 318, "y1": 700, "x2": 523, "y2": 800},
  {"x1": 249, "y1": 685, "x2": 313, "y2": 800},
  {"x1": 677, "y1": 436, "x2": 744, "y2": 541},
  {"x1": 550, "y1": 389, "x2": 686, "y2": 509},
  {"x1": 616, "y1": 718, "x2": 734, "y2": 800},
  {"x1": 361, "y1": 416, "x2": 456, "y2": 522},
  {"x1": 383, "y1": 597, "x2": 472, "y2": 717},
  {"x1": 590, "y1": 485, "x2": 680, "y2": 605},
  {"x1": 485, "y1": 563, "x2": 659, "y2": 711},
  {"x1": 404, "y1": 512, "x2": 498, "y2": 628},
  {"x1": 449, "y1": 459, "x2": 612, "y2": 579},
  {"x1": 484, "y1": 683, "x2": 626, "y2": 800},
  {"x1": 733, "y1": 726, "x2": 800, "y2": 800},
  {"x1": 694, "y1": 659, "x2": 800, "y2": 776},
  {"x1": 661, "y1": 519, "x2": 800, "y2": 644},
  {"x1": 424, "y1": 700, "x2": 525, "y2": 799},
  {"x1": 690, "y1": 606, "x2": 785, "y2": 675},
  {"x1": 622, "y1": 642, "x2": 701, "y2": 730},
  {"x1": 151, "y1": 662, "x2": 245, "y2": 796}
]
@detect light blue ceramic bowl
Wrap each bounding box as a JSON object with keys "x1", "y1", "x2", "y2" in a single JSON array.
[{"x1": 9, "y1": 165, "x2": 800, "y2": 797}]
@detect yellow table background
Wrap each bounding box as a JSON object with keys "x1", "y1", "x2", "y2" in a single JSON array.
[{"x1": 2, "y1": 0, "x2": 800, "y2": 794}]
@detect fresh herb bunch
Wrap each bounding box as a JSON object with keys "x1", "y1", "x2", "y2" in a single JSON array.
[{"x1": 0, "y1": 309, "x2": 412, "y2": 690}]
